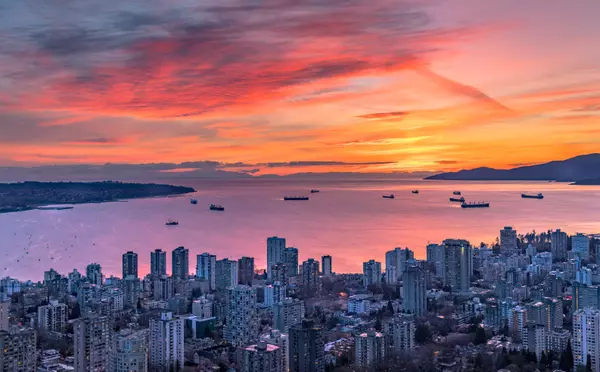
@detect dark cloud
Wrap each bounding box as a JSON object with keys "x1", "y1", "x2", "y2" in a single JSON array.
[
  {"x1": 75, "y1": 137, "x2": 118, "y2": 144},
  {"x1": 261, "y1": 161, "x2": 394, "y2": 168},
  {"x1": 31, "y1": 28, "x2": 122, "y2": 57},
  {"x1": 0, "y1": 160, "x2": 408, "y2": 182},
  {"x1": 113, "y1": 12, "x2": 165, "y2": 31},
  {"x1": 0, "y1": 0, "x2": 449, "y2": 117}
]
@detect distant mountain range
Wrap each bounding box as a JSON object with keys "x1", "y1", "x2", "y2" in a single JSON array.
[{"x1": 426, "y1": 154, "x2": 600, "y2": 184}]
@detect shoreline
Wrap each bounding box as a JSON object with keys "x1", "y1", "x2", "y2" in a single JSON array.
[
  {"x1": 0, "y1": 181, "x2": 195, "y2": 214},
  {"x1": 0, "y1": 193, "x2": 192, "y2": 214}
]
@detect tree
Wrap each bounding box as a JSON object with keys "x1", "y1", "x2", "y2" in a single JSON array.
[
  {"x1": 374, "y1": 318, "x2": 382, "y2": 331},
  {"x1": 327, "y1": 316, "x2": 338, "y2": 330},
  {"x1": 547, "y1": 350, "x2": 555, "y2": 369},
  {"x1": 496, "y1": 348, "x2": 510, "y2": 370},
  {"x1": 474, "y1": 353, "x2": 484, "y2": 369},
  {"x1": 69, "y1": 303, "x2": 80, "y2": 320},
  {"x1": 539, "y1": 351, "x2": 547, "y2": 369},
  {"x1": 474, "y1": 326, "x2": 488, "y2": 345},
  {"x1": 415, "y1": 324, "x2": 431, "y2": 344},
  {"x1": 587, "y1": 354, "x2": 592, "y2": 372},
  {"x1": 560, "y1": 340, "x2": 574, "y2": 372},
  {"x1": 523, "y1": 350, "x2": 537, "y2": 364},
  {"x1": 386, "y1": 300, "x2": 394, "y2": 316}
]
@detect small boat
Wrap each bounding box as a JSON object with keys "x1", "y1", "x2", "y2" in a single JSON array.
[
  {"x1": 522, "y1": 193, "x2": 544, "y2": 199},
  {"x1": 209, "y1": 204, "x2": 225, "y2": 211},
  {"x1": 310, "y1": 189, "x2": 320, "y2": 193},
  {"x1": 166, "y1": 219, "x2": 179, "y2": 226},
  {"x1": 449, "y1": 197, "x2": 465, "y2": 203},
  {"x1": 382, "y1": 194, "x2": 395, "y2": 199},
  {"x1": 284, "y1": 196, "x2": 309, "y2": 201},
  {"x1": 190, "y1": 198, "x2": 198, "y2": 204},
  {"x1": 461, "y1": 202, "x2": 490, "y2": 209},
  {"x1": 412, "y1": 190, "x2": 419, "y2": 194},
  {"x1": 453, "y1": 191, "x2": 461, "y2": 195}
]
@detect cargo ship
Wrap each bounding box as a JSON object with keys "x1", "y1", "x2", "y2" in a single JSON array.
[
  {"x1": 521, "y1": 193, "x2": 544, "y2": 199},
  {"x1": 284, "y1": 196, "x2": 309, "y2": 201},
  {"x1": 209, "y1": 204, "x2": 225, "y2": 211},
  {"x1": 166, "y1": 219, "x2": 179, "y2": 226},
  {"x1": 382, "y1": 194, "x2": 395, "y2": 199},
  {"x1": 461, "y1": 202, "x2": 490, "y2": 208},
  {"x1": 449, "y1": 196, "x2": 465, "y2": 203}
]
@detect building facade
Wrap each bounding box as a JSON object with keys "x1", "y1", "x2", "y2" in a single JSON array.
[
  {"x1": 122, "y1": 251, "x2": 139, "y2": 279},
  {"x1": 289, "y1": 320, "x2": 324, "y2": 372},
  {"x1": 385, "y1": 248, "x2": 414, "y2": 282},
  {"x1": 150, "y1": 249, "x2": 167, "y2": 277},
  {"x1": 384, "y1": 315, "x2": 415, "y2": 353},
  {"x1": 238, "y1": 256, "x2": 255, "y2": 286},
  {"x1": 523, "y1": 322, "x2": 548, "y2": 361},
  {"x1": 123, "y1": 276, "x2": 141, "y2": 308},
  {"x1": 426, "y1": 244, "x2": 444, "y2": 278},
  {"x1": 196, "y1": 253, "x2": 217, "y2": 291},
  {"x1": 86, "y1": 263, "x2": 103, "y2": 286},
  {"x1": 321, "y1": 256, "x2": 332, "y2": 277},
  {"x1": 0, "y1": 301, "x2": 8, "y2": 331},
  {"x1": 224, "y1": 285, "x2": 259, "y2": 347},
  {"x1": 37, "y1": 300, "x2": 68, "y2": 333},
  {"x1": 572, "y1": 233, "x2": 591, "y2": 260},
  {"x1": 171, "y1": 246, "x2": 189, "y2": 281},
  {"x1": 74, "y1": 315, "x2": 112, "y2": 371},
  {"x1": 551, "y1": 229, "x2": 568, "y2": 262},
  {"x1": 267, "y1": 237, "x2": 286, "y2": 280},
  {"x1": 241, "y1": 341, "x2": 283, "y2": 372},
  {"x1": 149, "y1": 312, "x2": 184, "y2": 371},
  {"x1": 112, "y1": 328, "x2": 149, "y2": 372},
  {"x1": 355, "y1": 331, "x2": 386, "y2": 368},
  {"x1": 284, "y1": 247, "x2": 299, "y2": 277},
  {"x1": 363, "y1": 260, "x2": 381, "y2": 288},
  {"x1": 403, "y1": 266, "x2": 426, "y2": 316},
  {"x1": 573, "y1": 308, "x2": 600, "y2": 372},
  {"x1": 442, "y1": 239, "x2": 473, "y2": 293},
  {"x1": 0, "y1": 328, "x2": 37, "y2": 372},
  {"x1": 500, "y1": 226, "x2": 518, "y2": 255},
  {"x1": 216, "y1": 259, "x2": 239, "y2": 291},
  {"x1": 263, "y1": 330, "x2": 289, "y2": 372},
  {"x1": 273, "y1": 298, "x2": 305, "y2": 332},
  {"x1": 301, "y1": 259, "x2": 320, "y2": 295}
]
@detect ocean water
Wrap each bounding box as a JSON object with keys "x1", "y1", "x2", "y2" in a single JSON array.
[{"x1": 2, "y1": 179, "x2": 600, "y2": 281}]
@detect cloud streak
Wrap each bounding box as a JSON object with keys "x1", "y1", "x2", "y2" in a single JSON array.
[{"x1": 1, "y1": 0, "x2": 459, "y2": 118}]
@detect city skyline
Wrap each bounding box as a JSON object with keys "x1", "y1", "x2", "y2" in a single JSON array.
[
  {"x1": 2, "y1": 221, "x2": 599, "y2": 371},
  {"x1": 2, "y1": 1, "x2": 600, "y2": 174},
  {"x1": 3, "y1": 225, "x2": 600, "y2": 282}
]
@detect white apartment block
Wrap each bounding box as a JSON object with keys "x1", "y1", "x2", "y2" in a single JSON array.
[
  {"x1": 38, "y1": 300, "x2": 68, "y2": 333},
  {"x1": 573, "y1": 308, "x2": 600, "y2": 372},
  {"x1": 149, "y1": 312, "x2": 184, "y2": 371}
]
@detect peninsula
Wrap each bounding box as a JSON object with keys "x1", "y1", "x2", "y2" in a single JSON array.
[
  {"x1": 426, "y1": 153, "x2": 600, "y2": 182},
  {"x1": 0, "y1": 181, "x2": 195, "y2": 213}
]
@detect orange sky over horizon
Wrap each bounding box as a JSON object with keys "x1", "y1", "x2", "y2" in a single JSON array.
[{"x1": 1, "y1": 0, "x2": 600, "y2": 175}]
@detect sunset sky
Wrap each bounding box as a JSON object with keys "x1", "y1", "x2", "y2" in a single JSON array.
[{"x1": 2, "y1": 0, "x2": 600, "y2": 175}]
